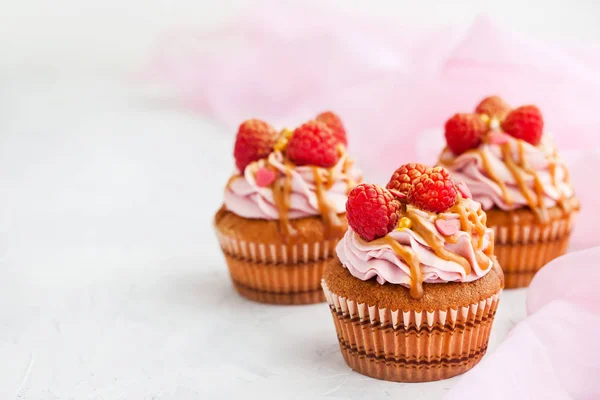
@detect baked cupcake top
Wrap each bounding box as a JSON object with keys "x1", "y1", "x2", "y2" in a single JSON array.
[
  {"x1": 224, "y1": 112, "x2": 362, "y2": 237},
  {"x1": 337, "y1": 164, "x2": 495, "y2": 299},
  {"x1": 438, "y1": 96, "x2": 576, "y2": 221}
]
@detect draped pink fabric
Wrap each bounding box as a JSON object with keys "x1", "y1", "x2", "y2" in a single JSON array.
[{"x1": 146, "y1": 2, "x2": 600, "y2": 396}]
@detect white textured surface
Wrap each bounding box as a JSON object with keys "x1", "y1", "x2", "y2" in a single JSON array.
[{"x1": 1, "y1": 1, "x2": 597, "y2": 399}]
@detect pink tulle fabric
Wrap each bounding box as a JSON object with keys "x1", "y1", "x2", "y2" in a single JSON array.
[{"x1": 145, "y1": 2, "x2": 600, "y2": 396}]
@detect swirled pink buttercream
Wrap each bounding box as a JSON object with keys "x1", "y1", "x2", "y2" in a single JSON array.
[
  {"x1": 439, "y1": 133, "x2": 573, "y2": 211},
  {"x1": 224, "y1": 151, "x2": 362, "y2": 220},
  {"x1": 336, "y1": 197, "x2": 494, "y2": 287}
]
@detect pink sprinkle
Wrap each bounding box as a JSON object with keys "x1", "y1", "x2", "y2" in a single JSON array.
[
  {"x1": 256, "y1": 167, "x2": 276, "y2": 187},
  {"x1": 389, "y1": 189, "x2": 407, "y2": 200},
  {"x1": 456, "y1": 181, "x2": 472, "y2": 199},
  {"x1": 488, "y1": 129, "x2": 510, "y2": 145},
  {"x1": 435, "y1": 218, "x2": 460, "y2": 236}
]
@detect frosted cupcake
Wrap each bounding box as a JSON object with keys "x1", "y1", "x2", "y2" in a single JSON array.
[
  {"x1": 438, "y1": 96, "x2": 579, "y2": 288},
  {"x1": 322, "y1": 164, "x2": 503, "y2": 382},
  {"x1": 215, "y1": 113, "x2": 362, "y2": 304}
]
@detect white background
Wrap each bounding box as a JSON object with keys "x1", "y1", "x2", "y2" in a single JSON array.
[{"x1": 1, "y1": 1, "x2": 599, "y2": 399}]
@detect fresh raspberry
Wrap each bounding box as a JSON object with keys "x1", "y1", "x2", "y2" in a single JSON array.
[
  {"x1": 501, "y1": 105, "x2": 544, "y2": 145},
  {"x1": 233, "y1": 119, "x2": 278, "y2": 172},
  {"x1": 346, "y1": 183, "x2": 399, "y2": 241},
  {"x1": 475, "y1": 96, "x2": 511, "y2": 119},
  {"x1": 386, "y1": 163, "x2": 427, "y2": 197},
  {"x1": 287, "y1": 120, "x2": 340, "y2": 168},
  {"x1": 408, "y1": 167, "x2": 457, "y2": 213},
  {"x1": 316, "y1": 111, "x2": 347, "y2": 146},
  {"x1": 444, "y1": 113, "x2": 487, "y2": 155}
]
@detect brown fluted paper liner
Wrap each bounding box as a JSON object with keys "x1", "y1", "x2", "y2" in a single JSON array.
[
  {"x1": 215, "y1": 229, "x2": 339, "y2": 304},
  {"x1": 490, "y1": 210, "x2": 576, "y2": 288},
  {"x1": 322, "y1": 280, "x2": 501, "y2": 382}
]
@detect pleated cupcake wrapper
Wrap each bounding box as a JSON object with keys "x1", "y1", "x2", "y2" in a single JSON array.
[
  {"x1": 215, "y1": 227, "x2": 336, "y2": 304},
  {"x1": 322, "y1": 280, "x2": 501, "y2": 382},
  {"x1": 491, "y1": 212, "x2": 575, "y2": 245},
  {"x1": 214, "y1": 228, "x2": 339, "y2": 264},
  {"x1": 490, "y1": 212, "x2": 576, "y2": 289}
]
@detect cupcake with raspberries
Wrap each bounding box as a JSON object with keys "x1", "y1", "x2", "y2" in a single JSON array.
[
  {"x1": 439, "y1": 96, "x2": 579, "y2": 288},
  {"x1": 214, "y1": 112, "x2": 362, "y2": 305},
  {"x1": 322, "y1": 163, "x2": 503, "y2": 382}
]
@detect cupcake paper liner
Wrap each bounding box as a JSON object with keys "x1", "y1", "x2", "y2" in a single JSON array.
[
  {"x1": 322, "y1": 280, "x2": 501, "y2": 382},
  {"x1": 215, "y1": 228, "x2": 339, "y2": 304},
  {"x1": 490, "y1": 211, "x2": 575, "y2": 288}
]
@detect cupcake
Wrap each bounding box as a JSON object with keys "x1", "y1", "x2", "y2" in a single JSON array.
[
  {"x1": 214, "y1": 113, "x2": 362, "y2": 304},
  {"x1": 322, "y1": 164, "x2": 503, "y2": 382},
  {"x1": 438, "y1": 96, "x2": 579, "y2": 288}
]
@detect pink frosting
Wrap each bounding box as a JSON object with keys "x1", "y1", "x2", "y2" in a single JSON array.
[
  {"x1": 439, "y1": 134, "x2": 574, "y2": 211},
  {"x1": 224, "y1": 151, "x2": 362, "y2": 220},
  {"x1": 336, "y1": 197, "x2": 494, "y2": 286}
]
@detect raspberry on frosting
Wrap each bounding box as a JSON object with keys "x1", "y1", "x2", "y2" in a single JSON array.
[
  {"x1": 346, "y1": 183, "x2": 399, "y2": 241},
  {"x1": 408, "y1": 166, "x2": 458, "y2": 213},
  {"x1": 444, "y1": 113, "x2": 488, "y2": 155},
  {"x1": 475, "y1": 96, "x2": 511, "y2": 119},
  {"x1": 386, "y1": 163, "x2": 427, "y2": 198},
  {"x1": 501, "y1": 105, "x2": 544, "y2": 146},
  {"x1": 234, "y1": 119, "x2": 278, "y2": 172},
  {"x1": 316, "y1": 111, "x2": 347, "y2": 146},
  {"x1": 287, "y1": 120, "x2": 341, "y2": 168}
]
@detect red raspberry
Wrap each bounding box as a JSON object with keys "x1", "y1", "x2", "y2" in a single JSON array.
[
  {"x1": 234, "y1": 119, "x2": 278, "y2": 172},
  {"x1": 346, "y1": 183, "x2": 399, "y2": 241},
  {"x1": 475, "y1": 96, "x2": 511, "y2": 119},
  {"x1": 386, "y1": 163, "x2": 427, "y2": 197},
  {"x1": 287, "y1": 120, "x2": 340, "y2": 168},
  {"x1": 408, "y1": 167, "x2": 457, "y2": 213},
  {"x1": 501, "y1": 105, "x2": 544, "y2": 145},
  {"x1": 444, "y1": 113, "x2": 487, "y2": 155},
  {"x1": 316, "y1": 111, "x2": 347, "y2": 146}
]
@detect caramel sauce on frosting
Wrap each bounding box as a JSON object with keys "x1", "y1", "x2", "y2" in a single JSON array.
[
  {"x1": 370, "y1": 236, "x2": 423, "y2": 299},
  {"x1": 366, "y1": 196, "x2": 494, "y2": 300},
  {"x1": 441, "y1": 134, "x2": 574, "y2": 223},
  {"x1": 226, "y1": 129, "x2": 359, "y2": 240},
  {"x1": 313, "y1": 167, "x2": 344, "y2": 238},
  {"x1": 272, "y1": 162, "x2": 297, "y2": 241},
  {"x1": 477, "y1": 148, "x2": 512, "y2": 205},
  {"x1": 342, "y1": 157, "x2": 358, "y2": 194}
]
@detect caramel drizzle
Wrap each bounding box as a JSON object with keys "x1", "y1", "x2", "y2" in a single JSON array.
[
  {"x1": 448, "y1": 200, "x2": 494, "y2": 268},
  {"x1": 479, "y1": 148, "x2": 512, "y2": 205},
  {"x1": 370, "y1": 236, "x2": 423, "y2": 299},
  {"x1": 474, "y1": 140, "x2": 573, "y2": 222},
  {"x1": 265, "y1": 148, "x2": 355, "y2": 240},
  {"x1": 313, "y1": 167, "x2": 344, "y2": 238},
  {"x1": 500, "y1": 143, "x2": 548, "y2": 220},
  {"x1": 548, "y1": 147, "x2": 572, "y2": 214},
  {"x1": 272, "y1": 163, "x2": 297, "y2": 240},
  {"x1": 375, "y1": 198, "x2": 494, "y2": 300},
  {"x1": 340, "y1": 156, "x2": 359, "y2": 194},
  {"x1": 449, "y1": 201, "x2": 487, "y2": 250},
  {"x1": 225, "y1": 174, "x2": 241, "y2": 190},
  {"x1": 406, "y1": 209, "x2": 475, "y2": 276}
]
